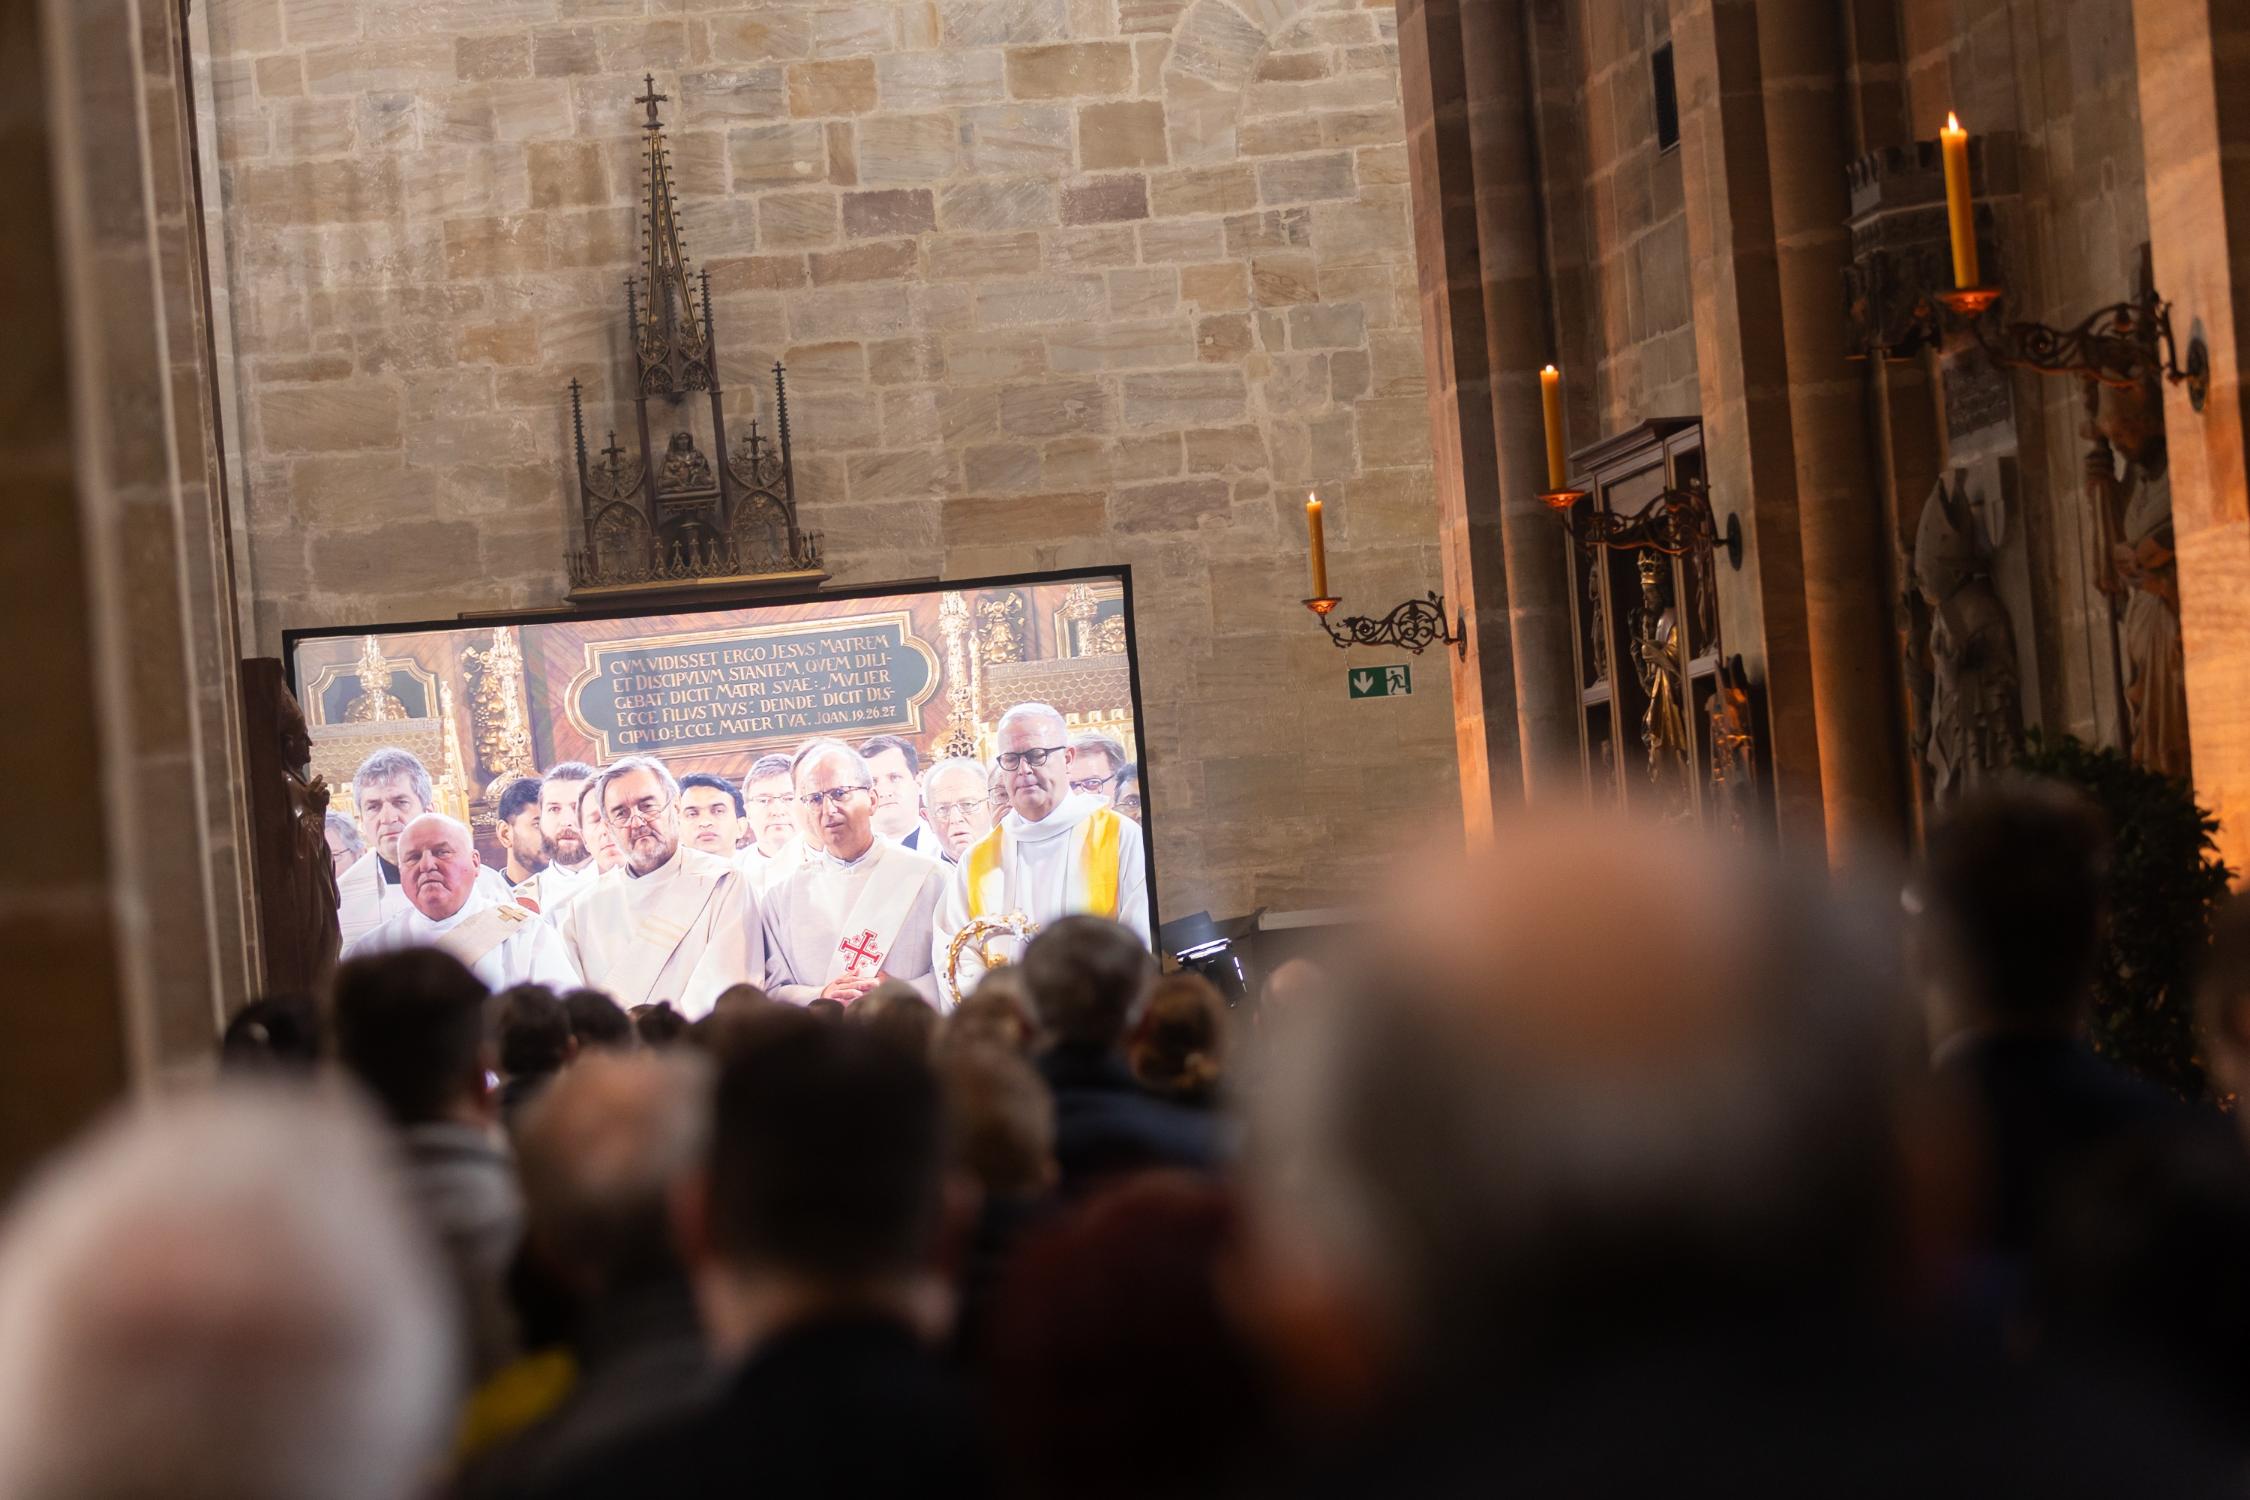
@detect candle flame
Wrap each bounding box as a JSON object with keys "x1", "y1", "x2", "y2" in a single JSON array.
[
  {"x1": 1946, "y1": 111, "x2": 1961, "y2": 132},
  {"x1": 1542, "y1": 363, "x2": 1558, "y2": 376}
]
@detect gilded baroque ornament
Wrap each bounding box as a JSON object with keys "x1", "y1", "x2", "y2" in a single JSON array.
[
  {"x1": 975, "y1": 591, "x2": 1027, "y2": 663},
  {"x1": 562, "y1": 77, "x2": 823, "y2": 600},
  {"x1": 344, "y1": 635, "x2": 406, "y2": 722},
  {"x1": 936, "y1": 592, "x2": 979, "y2": 760},
  {"x1": 461, "y1": 628, "x2": 538, "y2": 792}
]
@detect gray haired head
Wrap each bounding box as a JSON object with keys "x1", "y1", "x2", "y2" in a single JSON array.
[{"x1": 351, "y1": 747, "x2": 433, "y2": 812}]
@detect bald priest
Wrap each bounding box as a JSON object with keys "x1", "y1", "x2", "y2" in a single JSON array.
[
  {"x1": 760, "y1": 739, "x2": 949, "y2": 1007},
  {"x1": 934, "y1": 702, "x2": 1151, "y2": 996},
  {"x1": 343, "y1": 813, "x2": 581, "y2": 991},
  {"x1": 557, "y1": 756, "x2": 764, "y2": 1019},
  {"x1": 339, "y1": 748, "x2": 513, "y2": 948}
]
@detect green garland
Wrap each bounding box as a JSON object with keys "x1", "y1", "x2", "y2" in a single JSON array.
[{"x1": 2013, "y1": 732, "x2": 2235, "y2": 1101}]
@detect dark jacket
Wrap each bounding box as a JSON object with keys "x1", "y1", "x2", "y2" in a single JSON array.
[
  {"x1": 1937, "y1": 1032, "x2": 2178, "y2": 1252},
  {"x1": 1037, "y1": 1043, "x2": 1226, "y2": 1195},
  {"x1": 525, "y1": 1315, "x2": 989, "y2": 1499}
]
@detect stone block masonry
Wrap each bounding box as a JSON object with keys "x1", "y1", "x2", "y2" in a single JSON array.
[{"x1": 195, "y1": 0, "x2": 1460, "y2": 920}]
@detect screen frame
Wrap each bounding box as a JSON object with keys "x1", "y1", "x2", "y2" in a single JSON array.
[{"x1": 282, "y1": 563, "x2": 1161, "y2": 940}]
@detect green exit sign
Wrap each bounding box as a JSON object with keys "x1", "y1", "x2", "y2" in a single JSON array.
[{"x1": 1348, "y1": 664, "x2": 1411, "y2": 699}]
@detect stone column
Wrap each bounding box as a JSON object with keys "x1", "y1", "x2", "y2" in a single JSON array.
[
  {"x1": 2132, "y1": 0, "x2": 2250, "y2": 878},
  {"x1": 1671, "y1": 0, "x2": 1911, "y2": 860},
  {"x1": 1459, "y1": 0, "x2": 1579, "y2": 797},
  {"x1": 1398, "y1": 0, "x2": 1525, "y2": 838},
  {"x1": 1, "y1": 0, "x2": 253, "y2": 1192}
]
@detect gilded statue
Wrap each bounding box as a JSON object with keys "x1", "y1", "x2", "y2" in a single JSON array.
[
  {"x1": 1910, "y1": 471, "x2": 2022, "y2": 804},
  {"x1": 276, "y1": 683, "x2": 342, "y2": 990},
  {"x1": 2085, "y1": 373, "x2": 2189, "y2": 780},
  {"x1": 1629, "y1": 553, "x2": 1690, "y2": 806},
  {"x1": 657, "y1": 429, "x2": 716, "y2": 493},
  {"x1": 344, "y1": 635, "x2": 406, "y2": 721}
]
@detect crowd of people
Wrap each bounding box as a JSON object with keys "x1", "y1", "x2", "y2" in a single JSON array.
[
  {"x1": 9, "y1": 776, "x2": 2250, "y2": 1496},
  {"x1": 324, "y1": 702, "x2": 1152, "y2": 1017}
]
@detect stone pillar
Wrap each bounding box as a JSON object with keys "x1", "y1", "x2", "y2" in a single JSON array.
[
  {"x1": 1459, "y1": 0, "x2": 1579, "y2": 797},
  {"x1": 1670, "y1": 0, "x2": 1911, "y2": 860},
  {"x1": 1398, "y1": 0, "x2": 1524, "y2": 838},
  {"x1": 1, "y1": 0, "x2": 253, "y2": 1192},
  {"x1": 2133, "y1": 0, "x2": 2250, "y2": 878}
]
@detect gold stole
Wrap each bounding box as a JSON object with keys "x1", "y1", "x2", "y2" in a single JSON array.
[{"x1": 967, "y1": 809, "x2": 1124, "y2": 920}]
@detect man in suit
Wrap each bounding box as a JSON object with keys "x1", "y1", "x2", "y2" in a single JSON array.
[
  {"x1": 1019, "y1": 915, "x2": 1224, "y2": 1195},
  {"x1": 528, "y1": 1012, "x2": 989, "y2": 1499}
]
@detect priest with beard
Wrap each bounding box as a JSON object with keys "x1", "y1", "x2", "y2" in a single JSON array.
[
  {"x1": 933, "y1": 702, "x2": 1151, "y2": 997},
  {"x1": 343, "y1": 813, "x2": 580, "y2": 990},
  {"x1": 760, "y1": 740, "x2": 949, "y2": 1008},
  {"x1": 337, "y1": 747, "x2": 512, "y2": 948},
  {"x1": 511, "y1": 762, "x2": 598, "y2": 918},
  {"x1": 556, "y1": 756, "x2": 762, "y2": 1018}
]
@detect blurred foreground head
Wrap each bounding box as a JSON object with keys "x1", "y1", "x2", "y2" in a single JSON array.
[
  {"x1": 518, "y1": 1050, "x2": 713, "y2": 1296},
  {"x1": 0, "y1": 1086, "x2": 456, "y2": 1500},
  {"x1": 1248, "y1": 815, "x2": 1918, "y2": 1387}
]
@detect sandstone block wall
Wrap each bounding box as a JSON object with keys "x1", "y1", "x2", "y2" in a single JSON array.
[{"x1": 194, "y1": 0, "x2": 1460, "y2": 921}]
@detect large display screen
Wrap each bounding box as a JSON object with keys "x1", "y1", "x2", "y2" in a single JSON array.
[{"x1": 285, "y1": 568, "x2": 1154, "y2": 1011}]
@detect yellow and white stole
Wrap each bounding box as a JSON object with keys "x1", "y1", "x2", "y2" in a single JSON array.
[{"x1": 965, "y1": 807, "x2": 1125, "y2": 921}]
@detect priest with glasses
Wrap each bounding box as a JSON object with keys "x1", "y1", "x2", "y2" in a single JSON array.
[
  {"x1": 760, "y1": 739, "x2": 949, "y2": 1007},
  {"x1": 555, "y1": 755, "x2": 763, "y2": 1018},
  {"x1": 933, "y1": 701, "x2": 1151, "y2": 995}
]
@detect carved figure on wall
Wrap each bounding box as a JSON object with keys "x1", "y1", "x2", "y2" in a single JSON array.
[
  {"x1": 1707, "y1": 667, "x2": 1757, "y2": 838},
  {"x1": 2085, "y1": 373, "x2": 2190, "y2": 781},
  {"x1": 657, "y1": 429, "x2": 715, "y2": 494},
  {"x1": 277, "y1": 683, "x2": 341, "y2": 989},
  {"x1": 1910, "y1": 471, "x2": 2023, "y2": 803},
  {"x1": 1629, "y1": 554, "x2": 1690, "y2": 809},
  {"x1": 976, "y1": 591, "x2": 1026, "y2": 664}
]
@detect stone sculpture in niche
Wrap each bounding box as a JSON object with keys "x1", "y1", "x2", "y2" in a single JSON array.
[
  {"x1": 1909, "y1": 470, "x2": 2023, "y2": 804},
  {"x1": 2085, "y1": 372, "x2": 2190, "y2": 781}
]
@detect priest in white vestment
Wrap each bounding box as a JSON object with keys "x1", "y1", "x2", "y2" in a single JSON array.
[
  {"x1": 511, "y1": 763, "x2": 599, "y2": 918},
  {"x1": 734, "y1": 753, "x2": 811, "y2": 896},
  {"x1": 338, "y1": 747, "x2": 512, "y2": 949},
  {"x1": 344, "y1": 814, "x2": 581, "y2": 991},
  {"x1": 934, "y1": 702, "x2": 1151, "y2": 999},
  {"x1": 556, "y1": 757, "x2": 762, "y2": 1018},
  {"x1": 760, "y1": 740, "x2": 949, "y2": 1007}
]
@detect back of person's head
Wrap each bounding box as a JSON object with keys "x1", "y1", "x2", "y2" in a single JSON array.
[
  {"x1": 806, "y1": 997, "x2": 847, "y2": 1021},
  {"x1": 630, "y1": 1001, "x2": 688, "y2": 1048},
  {"x1": 944, "y1": 969, "x2": 1037, "y2": 1055},
  {"x1": 562, "y1": 988, "x2": 634, "y2": 1052},
  {"x1": 1019, "y1": 916, "x2": 1156, "y2": 1050},
  {"x1": 1916, "y1": 777, "x2": 2110, "y2": 1031},
  {"x1": 220, "y1": 995, "x2": 322, "y2": 1075},
  {"x1": 331, "y1": 949, "x2": 490, "y2": 1126},
  {"x1": 496, "y1": 984, "x2": 571, "y2": 1080},
  {"x1": 850, "y1": 980, "x2": 939, "y2": 1054},
  {"x1": 0, "y1": 1084, "x2": 456, "y2": 1500},
  {"x1": 704, "y1": 1013, "x2": 944, "y2": 1281},
  {"x1": 938, "y1": 1042, "x2": 1056, "y2": 1198},
  {"x1": 987, "y1": 1176, "x2": 1272, "y2": 1498},
  {"x1": 1131, "y1": 973, "x2": 1228, "y2": 1101},
  {"x1": 1249, "y1": 815, "x2": 1918, "y2": 1383},
  {"x1": 517, "y1": 1051, "x2": 713, "y2": 1295}
]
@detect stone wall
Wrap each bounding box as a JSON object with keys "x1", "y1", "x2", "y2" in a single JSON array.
[{"x1": 193, "y1": 0, "x2": 1459, "y2": 920}]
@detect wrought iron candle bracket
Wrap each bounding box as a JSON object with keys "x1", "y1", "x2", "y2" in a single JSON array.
[
  {"x1": 1895, "y1": 282, "x2": 2209, "y2": 411},
  {"x1": 1537, "y1": 477, "x2": 1744, "y2": 572},
  {"x1": 1301, "y1": 592, "x2": 1467, "y2": 660}
]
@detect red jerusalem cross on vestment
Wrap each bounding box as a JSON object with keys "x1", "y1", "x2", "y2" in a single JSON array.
[{"x1": 839, "y1": 929, "x2": 883, "y2": 975}]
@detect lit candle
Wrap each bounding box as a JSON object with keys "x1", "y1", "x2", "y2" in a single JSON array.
[
  {"x1": 1540, "y1": 365, "x2": 1567, "y2": 491},
  {"x1": 1940, "y1": 112, "x2": 1978, "y2": 289},
  {"x1": 1305, "y1": 492, "x2": 1328, "y2": 599}
]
